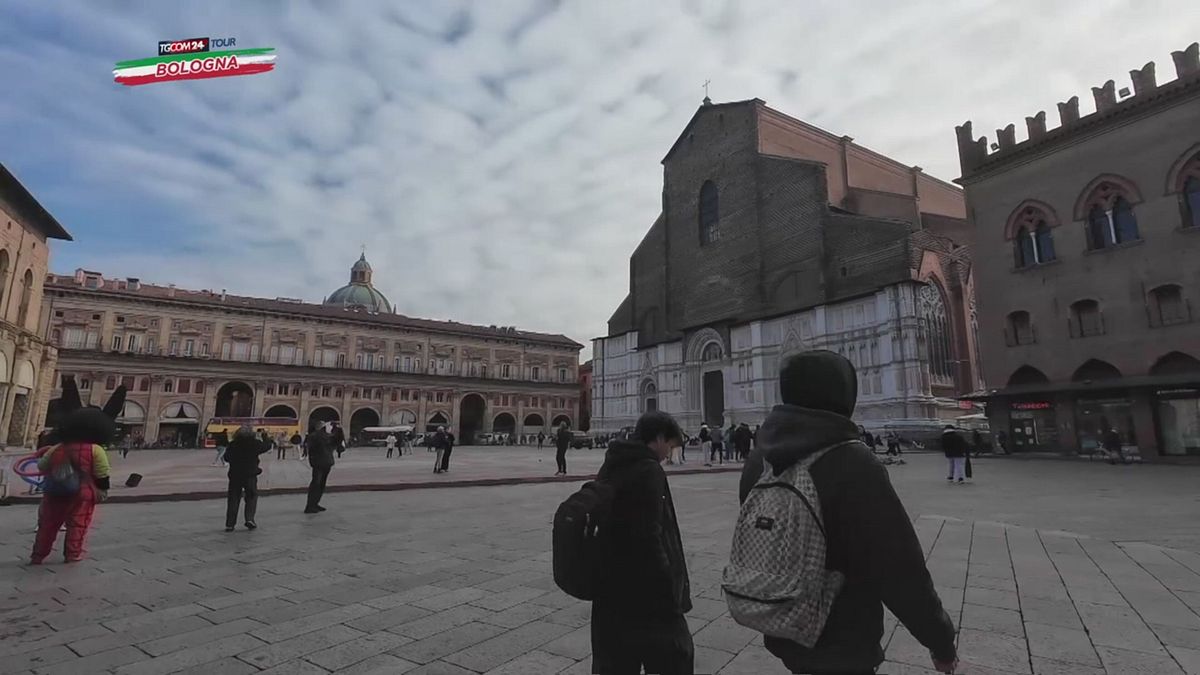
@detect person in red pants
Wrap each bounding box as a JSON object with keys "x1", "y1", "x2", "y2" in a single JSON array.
[{"x1": 29, "y1": 377, "x2": 123, "y2": 565}]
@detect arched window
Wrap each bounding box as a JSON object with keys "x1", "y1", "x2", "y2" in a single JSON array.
[
  {"x1": 701, "y1": 342, "x2": 722, "y2": 362},
  {"x1": 138, "y1": 377, "x2": 150, "y2": 392},
  {"x1": 1035, "y1": 223, "x2": 1056, "y2": 262},
  {"x1": 1183, "y1": 176, "x2": 1200, "y2": 229},
  {"x1": 1083, "y1": 181, "x2": 1140, "y2": 249},
  {"x1": 16, "y1": 269, "x2": 33, "y2": 328},
  {"x1": 1009, "y1": 204, "x2": 1057, "y2": 267},
  {"x1": 1149, "y1": 284, "x2": 1188, "y2": 327},
  {"x1": 1006, "y1": 311, "x2": 1035, "y2": 346},
  {"x1": 918, "y1": 282, "x2": 955, "y2": 385},
  {"x1": 699, "y1": 181, "x2": 719, "y2": 245},
  {"x1": 1014, "y1": 227, "x2": 1036, "y2": 268},
  {"x1": 1069, "y1": 299, "x2": 1104, "y2": 337}
]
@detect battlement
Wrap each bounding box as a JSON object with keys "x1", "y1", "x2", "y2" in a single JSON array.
[{"x1": 956, "y1": 42, "x2": 1200, "y2": 178}]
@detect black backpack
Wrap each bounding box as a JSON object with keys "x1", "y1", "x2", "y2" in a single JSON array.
[{"x1": 552, "y1": 480, "x2": 614, "y2": 600}]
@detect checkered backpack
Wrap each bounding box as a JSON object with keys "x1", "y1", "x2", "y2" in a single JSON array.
[{"x1": 722, "y1": 442, "x2": 852, "y2": 647}]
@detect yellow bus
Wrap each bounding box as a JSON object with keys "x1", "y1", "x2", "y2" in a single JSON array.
[{"x1": 203, "y1": 416, "x2": 301, "y2": 447}]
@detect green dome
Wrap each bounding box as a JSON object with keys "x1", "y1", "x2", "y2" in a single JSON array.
[{"x1": 325, "y1": 254, "x2": 392, "y2": 313}]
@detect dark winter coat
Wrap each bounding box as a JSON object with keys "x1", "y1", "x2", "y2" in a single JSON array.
[
  {"x1": 597, "y1": 440, "x2": 691, "y2": 618},
  {"x1": 331, "y1": 426, "x2": 346, "y2": 449},
  {"x1": 942, "y1": 429, "x2": 968, "y2": 458},
  {"x1": 306, "y1": 428, "x2": 336, "y2": 469},
  {"x1": 555, "y1": 427, "x2": 571, "y2": 451},
  {"x1": 225, "y1": 432, "x2": 269, "y2": 478},
  {"x1": 738, "y1": 351, "x2": 955, "y2": 673},
  {"x1": 698, "y1": 427, "x2": 711, "y2": 443}
]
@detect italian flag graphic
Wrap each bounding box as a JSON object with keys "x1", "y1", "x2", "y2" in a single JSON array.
[{"x1": 113, "y1": 48, "x2": 276, "y2": 87}]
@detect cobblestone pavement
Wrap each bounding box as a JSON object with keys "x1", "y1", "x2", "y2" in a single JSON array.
[
  {"x1": 2, "y1": 455, "x2": 1200, "y2": 674},
  {"x1": 1, "y1": 445, "x2": 734, "y2": 500}
]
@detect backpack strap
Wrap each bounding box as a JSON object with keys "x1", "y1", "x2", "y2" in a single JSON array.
[{"x1": 798, "y1": 439, "x2": 862, "y2": 470}]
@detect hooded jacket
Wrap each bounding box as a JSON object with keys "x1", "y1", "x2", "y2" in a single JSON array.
[
  {"x1": 306, "y1": 427, "x2": 336, "y2": 469},
  {"x1": 225, "y1": 428, "x2": 269, "y2": 479},
  {"x1": 738, "y1": 351, "x2": 956, "y2": 672},
  {"x1": 942, "y1": 428, "x2": 968, "y2": 458},
  {"x1": 596, "y1": 440, "x2": 691, "y2": 618}
]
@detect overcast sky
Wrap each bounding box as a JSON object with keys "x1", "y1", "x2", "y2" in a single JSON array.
[{"x1": 0, "y1": 1, "x2": 1192, "y2": 356}]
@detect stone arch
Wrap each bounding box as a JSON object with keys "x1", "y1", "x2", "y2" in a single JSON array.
[
  {"x1": 1004, "y1": 199, "x2": 1061, "y2": 240},
  {"x1": 215, "y1": 381, "x2": 254, "y2": 417},
  {"x1": 426, "y1": 410, "x2": 449, "y2": 432},
  {"x1": 160, "y1": 401, "x2": 201, "y2": 421},
  {"x1": 1150, "y1": 351, "x2": 1200, "y2": 376},
  {"x1": 118, "y1": 400, "x2": 146, "y2": 425},
  {"x1": 918, "y1": 279, "x2": 956, "y2": 385},
  {"x1": 307, "y1": 405, "x2": 340, "y2": 431},
  {"x1": 523, "y1": 413, "x2": 545, "y2": 428},
  {"x1": 686, "y1": 327, "x2": 725, "y2": 363},
  {"x1": 1166, "y1": 142, "x2": 1200, "y2": 194},
  {"x1": 1007, "y1": 365, "x2": 1050, "y2": 387},
  {"x1": 459, "y1": 393, "x2": 486, "y2": 444},
  {"x1": 493, "y1": 412, "x2": 516, "y2": 435},
  {"x1": 12, "y1": 359, "x2": 35, "y2": 390},
  {"x1": 0, "y1": 351, "x2": 10, "y2": 384},
  {"x1": 389, "y1": 409, "x2": 417, "y2": 426},
  {"x1": 1071, "y1": 359, "x2": 1122, "y2": 382},
  {"x1": 264, "y1": 404, "x2": 298, "y2": 419},
  {"x1": 1073, "y1": 173, "x2": 1144, "y2": 220},
  {"x1": 641, "y1": 377, "x2": 658, "y2": 412},
  {"x1": 350, "y1": 407, "x2": 381, "y2": 440},
  {"x1": 552, "y1": 414, "x2": 572, "y2": 428}
]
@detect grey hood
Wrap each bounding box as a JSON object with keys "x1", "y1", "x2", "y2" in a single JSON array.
[{"x1": 758, "y1": 404, "x2": 863, "y2": 473}]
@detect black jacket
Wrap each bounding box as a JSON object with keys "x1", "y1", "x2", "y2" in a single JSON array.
[
  {"x1": 596, "y1": 440, "x2": 691, "y2": 618},
  {"x1": 739, "y1": 405, "x2": 956, "y2": 672},
  {"x1": 698, "y1": 427, "x2": 711, "y2": 443},
  {"x1": 942, "y1": 429, "x2": 968, "y2": 458},
  {"x1": 306, "y1": 429, "x2": 336, "y2": 469},
  {"x1": 555, "y1": 427, "x2": 571, "y2": 451},
  {"x1": 331, "y1": 426, "x2": 346, "y2": 449},
  {"x1": 225, "y1": 433, "x2": 269, "y2": 478}
]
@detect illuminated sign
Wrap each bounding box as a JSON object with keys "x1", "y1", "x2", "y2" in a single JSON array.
[{"x1": 1012, "y1": 401, "x2": 1052, "y2": 411}]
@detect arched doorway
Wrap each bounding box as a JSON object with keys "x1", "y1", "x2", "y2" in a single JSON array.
[
  {"x1": 389, "y1": 409, "x2": 417, "y2": 426},
  {"x1": 215, "y1": 381, "x2": 254, "y2": 417},
  {"x1": 308, "y1": 406, "x2": 340, "y2": 432},
  {"x1": 427, "y1": 411, "x2": 449, "y2": 433},
  {"x1": 459, "y1": 394, "x2": 486, "y2": 444},
  {"x1": 116, "y1": 400, "x2": 146, "y2": 442},
  {"x1": 552, "y1": 414, "x2": 572, "y2": 429},
  {"x1": 493, "y1": 413, "x2": 516, "y2": 439},
  {"x1": 159, "y1": 401, "x2": 200, "y2": 447},
  {"x1": 264, "y1": 404, "x2": 298, "y2": 420},
  {"x1": 1150, "y1": 352, "x2": 1200, "y2": 456},
  {"x1": 642, "y1": 380, "x2": 658, "y2": 412},
  {"x1": 523, "y1": 413, "x2": 545, "y2": 429},
  {"x1": 350, "y1": 408, "x2": 381, "y2": 444}
]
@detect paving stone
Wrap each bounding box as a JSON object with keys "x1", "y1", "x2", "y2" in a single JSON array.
[
  {"x1": 70, "y1": 616, "x2": 213, "y2": 656},
  {"x1": 404, "y1": 661, "x2": 477, "y2": 675},
  {"x1": 249, "y1": 598, "x2": 339, "y2": 624},
  {"x1": 236, "y1": 624, "x2": 364, "y2": 669},
  {"x1": 113, "y1": 634, "x2": 267, "y2": 675},
  {"x1": 957, "y1": 628, "x2": 1032, "y2": 674},
  {"x1": 1019, "y1": 596, "x2": 1083, "y2": 630},
  {"x1": 468, "y1": 586, "x2": 546, "y2": 612},
  {"x1": 442, "y1": 620, "x2": 573, "y2": 672},
  {"x1": 1096, "y1": 645, "x2": 1186, "y2": 674},
  {"x1": 254, "y1": 659, "x2": 331, "y2": 675},
  {"x1": 961, "y1": 603, "x2": 1024, "y2": 637},
  {"x1": 1168, "y1": 645, "x2": 1200, "y2": 675},
  {"x1": 412, "y1": 588, "x2": 489, "y2": 612},
  {"x1": 103, "y1": 604, "x2": 208, "y2": 632},
  {"x1": 332, "y1": 653, "x2": 420, "y2": 675},
  {"x1": 1076, "y1": 601, "x2": 1168, "y2": 654},
  {"x1": 197, "y1": 586, "x2": 293, "y2": 611},
  {"x1": 876, "y1": 662, "x2": 940, "y2": 674},
  {"x1": 389, "y1": 605, "x2": 494, "y2": 640},
  {"x1": 173, "y1": 656, "x2": 260, "y2": 675},
  {"x1": 363, "y1": 585, "x2": 451, "y2": 610},
  {"x1": 1024, "y1": 621, "x2": 1100, "y2": 667},
  {"x1": 715, "y1": 644, "x2": 791, "y2": 674},
  {"x1": 539, "y1": 625, "x2": 591, "y2": 660},
  {"x1": 479, "y1": 650, "x2": 574, "y2": 674},
  {"x1": 139, "y1": 617, "x2": 265, "y2": 657},
  {"x1": 695, "y1": 646, "x2": 735, "y2": 674},
  {"x1": 557, "y1": 659, "x2": 593, "y2": 675},
  {"x1": 965, "y1": 586, "x2": 1021, "y2": 611},
  {"x1": 477, "y1": 601, "x2": 557, "y2": 629},
  {"x1": 303, "y1": 630, "x2": 412, "y2": 671},
  {"x1": 1029, "y1": 656, "x2": 1105, "y2": 675},
  {"x1": 250, "y1": 603, "x2": 378, "y2": 643},
  {"x1": 0, "y1": 644, "x2": 77, "y2": 673},
  {"x1": 30, "y1": 645, "x2": 148, "y2": 675},
  {"x1": 345, "y1": 604, "x2": 432, "y2": 633},
  {"x1": 692, "y1": 616, "x2": 758, "y2": 654},
  {"x1": 0, "y1": 624, "x2": 111, "y2": 657},
  {"x1": 543, "y1": 603, "x2": 592, "y2": 628},
  {"x1": 1153, "y1": 624, "x2": 1200, "y2": 651},
  {"x1": 390, "y1": 621, "x2": 507, "y2": 664}
]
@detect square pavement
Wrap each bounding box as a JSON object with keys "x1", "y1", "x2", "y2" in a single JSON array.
[{"x1": 3, "y1": 454, "x2": 1200, "y2": 674}]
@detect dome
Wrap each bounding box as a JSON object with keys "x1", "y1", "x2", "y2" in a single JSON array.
[{"x1": 324, "y1": 254, "x2": 392, "y2": 314}]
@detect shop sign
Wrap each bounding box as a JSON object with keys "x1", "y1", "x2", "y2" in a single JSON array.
[{"x1": 1012, "y1": 401, "x2": 1051, "y2": 411}]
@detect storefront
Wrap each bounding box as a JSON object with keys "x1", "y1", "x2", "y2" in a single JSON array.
[
  {"x1": 1154, "y1": 388, "x2": 1200, "y2": 456},
  {"x1": 1007, "y1": 400, "x2": 1057, "y2": 451},
  {"x1": 1074, "y1": 395, "x2": 1137, "y2": 455}
]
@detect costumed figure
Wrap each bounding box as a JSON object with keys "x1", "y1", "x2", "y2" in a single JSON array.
[{"x1": 29, "y1": 377, "x2": 124, "y2": 564}]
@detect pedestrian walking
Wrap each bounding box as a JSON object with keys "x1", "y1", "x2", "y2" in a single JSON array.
[
  {"x1": 538, "y1": 431, "x2": 546, "y2": 450},
  {"x1": 442, "y1": 431, "x2": 456, "y2": 471},
  {"x1": 331, "y1": 422, "x2": 346, "y2": 459},
  {"x1": 1103, "y1": 428, "x2": 1123, "y2": 464},
  {"x1": 554, "y1": 422, "x2": 570, "y2": 475},
  {"x1": 943, "y1": 425, "x2": 968, "y2": 484},
  {"x1": 700, "y1": 424, "x2": 712, "y2": 467},
  {"x1": 734, "y1": 423, "x2": 752, "y2": 461},
  {"x1": 385, "y1": 432, "x2": 398, "y2": 459},
  {"x1": 212, "y1": 429, "x2": 229, "y2": 466},
  {"x1": 224, "y1": 425, "x2": 269, "y2": 531},
  {"x1": 591, "y1": 411, "x2": 693, "y2": 673},
  {"x1": 275, "y1": 432, "x2": 287, "y2": 460},
  {"x1": 432, "y1": 426, "x2": 449, "y2": 473},
  {"x1": 304, "y1": 423, "x2": 335, "y2": 514},
  {"x1": 402, "y1": 430, "x2": 413, "y2": 456},
  {"x1": 732, "y1": 350, "x2": 957, "y2": 674},
  {"x1": 290, "y1": 431, "x2": 303, "y2": 460}
]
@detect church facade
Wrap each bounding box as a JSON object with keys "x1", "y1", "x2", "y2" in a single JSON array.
[
  {"x1": 591, "y1": 99, "x2": 981, "y2": 436},
  {"x1": 42, "y1": 255, "x2": 582, "y2": 445}
]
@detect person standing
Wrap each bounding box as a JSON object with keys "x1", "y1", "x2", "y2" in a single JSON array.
[
  {"x1": 331, "y1": 422, "x2": 346, "y2": 459},
  {"x1": 1103, "y1": 428, "x2": 1124, "y2": 465},
  {"x1": 290, "y1": 431, "x2": 303, "y2": 460},
  {"x1": 591, "y1": 410, "x2": 692, "y2": 674},
  {"x1": 385, "y1": 432, "x2": 398, "y2": 459},
  {"x1": 224, "y1": 425, "x2": 269, "y2": 531},
  {"x1": 304, "y1": 423, "x2": 335, "y2": 514},
  {"x1": 734, "y1": 423, "x2": 752, "y2": 462},
  {"x1": 402, "y1": 430, "x2": 414, "y2": 456},
  {"x1": 699, "y1": 424, "x2": 712, "y2": 467},
  {"x1": 554, "y1": 422, "x2": 570, "y2": 475},
  {"x1": 736, "y1": 351, "x2": 957, "y2": 674},
  {"x1": 538, "y1": 431, "x2": 546, "y2": 450},
  {"x1": 212, "y1": 429, "x2": 230, "y2": 467},
  {"x1": 943, "y1": 425, "x2": 968, "y2": 484},
  {"x1": 441, "y1": 431, "x2": 456, "y2": 472},
  {"x1": 275, "y1": 431, "x2": 288, "y2": 460},
  {"x1": 432, "y1": 426, "x2": 448, "y2": 473}
]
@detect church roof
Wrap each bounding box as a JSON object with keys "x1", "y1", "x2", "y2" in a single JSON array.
[{"x1": 325, "y1": 253, "x2": 391, "y2": 314}]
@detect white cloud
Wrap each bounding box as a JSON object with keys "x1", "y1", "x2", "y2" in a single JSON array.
[{"x1": 0, "y1": 0, "x2": 1193, "y2": 358}]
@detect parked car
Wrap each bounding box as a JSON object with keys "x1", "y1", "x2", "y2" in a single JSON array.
[{"x1": 569, "y1": 431, "x2": 593, "y2": 449}]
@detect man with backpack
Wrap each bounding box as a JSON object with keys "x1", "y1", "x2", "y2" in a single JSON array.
[
  {"x1": 733, "y1": 351, "x2": 957, "y2": 674},
  {"x1": 554, "y1": 422, "x2": 571, "y2": 475},
  {"x1": 584, "y1": 410, "x2": 693, "y2": 674}
]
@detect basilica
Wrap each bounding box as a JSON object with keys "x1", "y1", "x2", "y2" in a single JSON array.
[{"x1": 590, "y1": 98, "x2": 981, "y2": 437}]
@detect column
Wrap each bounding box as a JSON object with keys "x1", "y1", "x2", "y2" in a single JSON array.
[
  {"x1": 252, "y1": 381, "x2": 265, "y2": 416},
  {"x1": 449, "y1": 391, "x2": 461, "y2": 438},
  {"x1": 298, "y1": 383, "x2": 313, "y2": 430},
  {"x1": 517, "y1": 397, "x2": 526, "y2": 439},
  {"x1": 1054, "y1": 393, "x2": 1078, "y2": 453},
  {"x1": 200, "y1": 377, "x2": 219, "y2": 426},
  {"x1": 145, "y1": 375, "x2": 164, "y2": 442},
  {"x1": 1130, "y1": 389, "x2": 1159, "y2": 460},
  {"x1": 417, "y1": 389, "x2": 428, "y2": 431}
]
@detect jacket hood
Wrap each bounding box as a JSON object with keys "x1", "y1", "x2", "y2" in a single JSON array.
[
  {"x1": 603, "y1": 439, "x2": 659, "y2": 468},
  {"x1": 758, "y1": 404, "x2": 862, "y2": 473}
]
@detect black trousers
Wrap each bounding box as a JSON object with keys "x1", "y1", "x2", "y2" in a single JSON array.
[
  {"x1": 555, "y1": 447, "x2": 567, "y2": 473},
  {"x1": 306, "y1": 466, "x2": 331, "y2": 510},
  {"x1": 226, "y1": 475, "x2": 258, "y2": 527},
  {"x1": 591, "y1": 608, "x2": 693, "y2": 674},
  {"x1": 440, "y1": 446, "x2": 453, "y2": 471},
  {"x1": 276, "y1": 446, "x2": 285, "y2": 459}
]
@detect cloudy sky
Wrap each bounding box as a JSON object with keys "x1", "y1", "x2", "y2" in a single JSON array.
[{"x1": 0, "y1": 1, "x2": 1192, "y2": 355}]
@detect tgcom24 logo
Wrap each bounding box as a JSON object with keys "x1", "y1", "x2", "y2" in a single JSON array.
[{"x1": 113, "y1": 36, "x2": 276, "y2": 87}]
